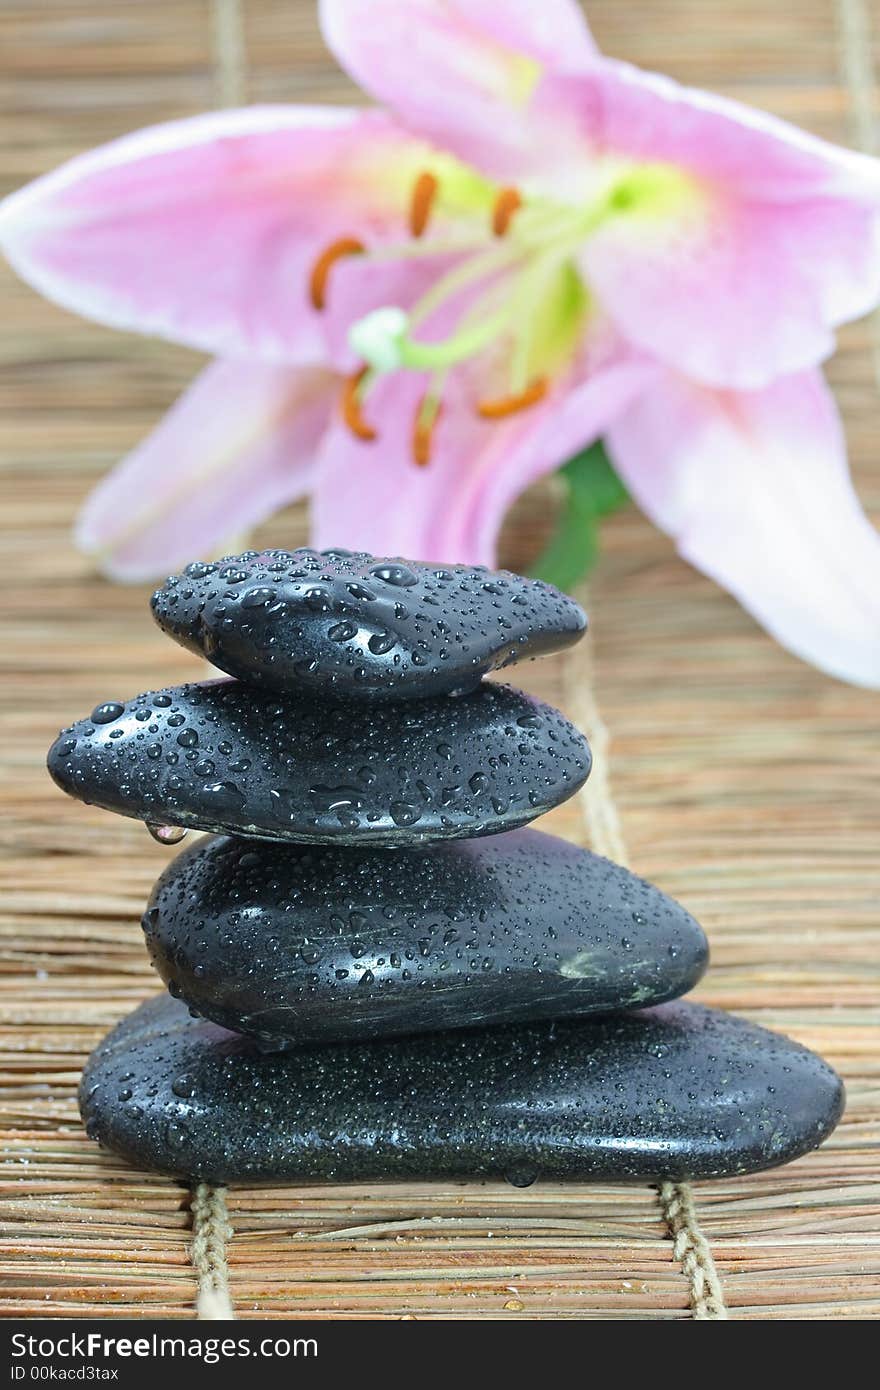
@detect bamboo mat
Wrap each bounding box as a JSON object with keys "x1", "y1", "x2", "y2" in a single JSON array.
[{"x1": 1, "y1": 0, "x2": 879, "y2": 1320}]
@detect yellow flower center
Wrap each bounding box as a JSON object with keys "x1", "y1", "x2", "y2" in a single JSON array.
[{"x1": 309, "y1": 158, "x2": 696, "y2": 465}]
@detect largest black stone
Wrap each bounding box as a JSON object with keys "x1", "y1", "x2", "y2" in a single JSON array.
[
  {"x1": 80, "y1": 994, "x2": 844, "y2": 1185},
  {"x1": 151, "y1": 549, "x2": 586, "y2": 700},
  {"x1": 145, "y1": 829, "x2": 708, "y2": 1046},
  {"x1": 47, "y1": 679, "x2": 591, "y2": 844}
]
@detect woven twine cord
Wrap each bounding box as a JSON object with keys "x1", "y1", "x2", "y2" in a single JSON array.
[
  {"x1": 212, "y1": 0, "x2": 247, "y2": 107},
  {"x1": 837, "y1": 0, "x2": 878, "y2": 155},
  {"x1": 190, "y1": 1184, "x2": 235, "y2": 1320}
]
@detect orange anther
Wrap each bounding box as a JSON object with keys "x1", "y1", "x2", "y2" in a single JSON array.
[
  {"x1": 412, "y1": 398, "x2": 442, "y2": 466},
  {"x1": 476, "y1": 377, "x2": 549, "y2": 419},
  {"x1": 341, "y1": 367, "x2": 377, "y2": 441},
  {"x1": 492, "y1": 187, "x2": 522, "y2": 237},
  {"x1": 309, "y1": 237, "x2": 365, "y2": 311},
  {"x1": 409, "y1": 171, "x2": 439, "y2": 238}
]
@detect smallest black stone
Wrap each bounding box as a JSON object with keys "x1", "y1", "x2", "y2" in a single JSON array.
[{"x1": 150, "y1": 547, "x2": 587, "y2": 701}]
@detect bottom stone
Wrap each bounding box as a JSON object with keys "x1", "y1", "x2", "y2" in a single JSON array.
[{"x1": 80, "y1": 995, "x2": 843, "y2": 1185}]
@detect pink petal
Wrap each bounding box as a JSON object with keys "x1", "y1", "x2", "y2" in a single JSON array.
[
  {"x1": 76, "y1": 359, "x2": 336, "y2": 581},
  {"x1": 319, "y1": 0, "x2": 597, "y2": 177},
  {"x1": 313, "y1": 370, "x2": 484, "y2": 561},
  {"x1": 606, "y1": 368, "x2": 880, "y2": 688},
  {"x1": 445, "y1": 357, "x2": 656, "y2": 563},
  {"x1": 536, "y1": 62, "x2": 880, "y2": 387},
  {"x1": 0, "y1": 106, "x2": 441, "y2": 365},
  {"x1": 541, "y1": 59, "x2": 880, "y2": 198},
  {"x1": 311, "y1": 347, "x2": 652, "y2": 565},
  {"x1": 582, "y1": 195, "x2": 880, "y2": 389}
]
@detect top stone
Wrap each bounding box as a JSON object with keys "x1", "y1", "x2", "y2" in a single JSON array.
[{"x1": 150, "y1": 548, "x2": 586, "y2": 700}]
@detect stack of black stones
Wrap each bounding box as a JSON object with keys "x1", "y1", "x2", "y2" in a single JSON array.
[{"x1": 48, "y1": 549, "x2": 843, "y2": 1186}]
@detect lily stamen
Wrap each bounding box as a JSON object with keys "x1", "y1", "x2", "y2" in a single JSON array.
[
  {"x1": 409, "y1": 171, "x2": 439, "y2": 238},
  {"x1": 340, "y1": 366, "x2": 377, "y2": 441},
  {"x1": 492, "y1": 187, "x2": 522, "y2": 237},
  {"x1": 346, "y1": 187, "x2": 590, "y2": 435},
  {"x1": 477, "y1": 377, "x2": 549, "y2": 419},
  {"x1": 309, "y1": 237, "x2": 365, "y2": 311},
  {"x1": 412, "y1": 394, "x2": 442, "y2": 466}
]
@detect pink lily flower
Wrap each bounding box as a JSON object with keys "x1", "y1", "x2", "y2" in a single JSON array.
[{"x1": 1, "y1": 0, "x2": 879, "y2": 686}]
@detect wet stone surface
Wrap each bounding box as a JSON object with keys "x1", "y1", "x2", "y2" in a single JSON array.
[
  {"x1": 47, "y1": 679, "x2": 591, "y2": 845},
  {"x1": 80, "y1": 994, "x2": 845, "y2": 1185},
  {"x1": 144, "y1": 828, "x2": 709, "y2": 1046},
  {"x1": 150, "y1": 549, "x2": 586, "y2": 700}
]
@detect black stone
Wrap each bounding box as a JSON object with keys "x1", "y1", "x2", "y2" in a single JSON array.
[
  {"x1": 80, "y1": 994, "x2": 844, "y2": 1184},
  {"x1": 47, "y1": 679, "x2": 591, "y2": 845},
  {"x1": 150, "y1": 549, "x2": 586, "y2": 701},
  {"x1": 144, "y1": 828, "x2": 709, "y2": 1046}
]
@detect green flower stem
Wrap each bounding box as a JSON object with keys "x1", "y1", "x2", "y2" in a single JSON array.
[{"x1": 531, "y1": 440, "x2": 629, "y2": 592}]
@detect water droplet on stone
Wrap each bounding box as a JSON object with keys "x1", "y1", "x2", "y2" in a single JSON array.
[
  {"x1": 371, "y1": 563, "x2": 417, "y2": 587},
  {"x1": 505, "y1": 1167, "x2": 539, "y2": 1189},
  {"x1": 242, "y1": 586, "x2": 275, "y2": 608},
  {"x1": 147, "y1": 822, "x2": 188, "y2": 845},
  {"x1": 202, "y1": 782, "x2": 243, "y2": 807},
  {"x1": 91, "y1": 701, "x2": 125, "y2": 725},
  {"x1": 347, "y1": 582, "x2": 375, "y2": 602},
  {"x1": 310, "y1": 785, "x2": 366, "y2": 815}
]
